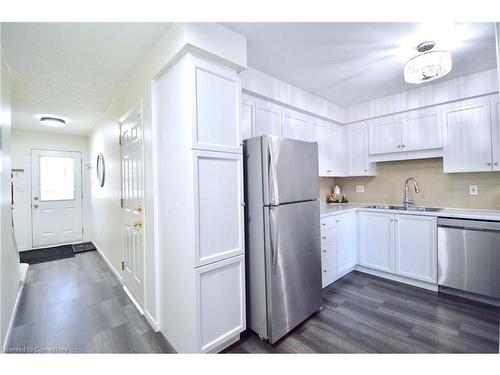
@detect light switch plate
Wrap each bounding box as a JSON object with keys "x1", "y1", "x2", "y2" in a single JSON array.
[
  {"x1": 469, "y1": 184, "x2": 478, "y2": 195},
  {"x1": 356, "y1": 184, "x2": 365, "y2": 193}
]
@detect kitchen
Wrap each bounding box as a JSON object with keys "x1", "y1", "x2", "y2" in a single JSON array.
[{"x1": 1, "y1": 19, "x2": 500, "y2": 361}]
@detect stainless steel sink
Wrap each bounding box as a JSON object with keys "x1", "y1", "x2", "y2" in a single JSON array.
[{"x1": 365, "y1": 205, "x2": 442, "y2": 212}]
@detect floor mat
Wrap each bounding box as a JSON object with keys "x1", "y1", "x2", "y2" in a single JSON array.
[
  {"x1": 72, "y1": 242, "x2": 96, "y2": 253},
  {"x1": 19, "y1": 245, "x2": 75, "y2": 265}
]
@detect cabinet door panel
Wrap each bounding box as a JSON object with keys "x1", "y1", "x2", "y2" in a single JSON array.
[
  {"x1": 282, "y1": 109, "x2": 309, "y2": 141},
  {"x1": 348, "y1": 123, "x2": 376, "y2": 176},
  {"x1": 254, "y1": 101, "x2": 282, "y2": 137},
  {"x1": 359, "y1": 212, "x2": 395, "y2": 273},
  {"x1": 240, "y1": 97, "x2": 254, "y2": 142},
  {"x1": 195, "y1": 67, "x2": 239, "y2": 152},
  {"x1": 368, "y1": 118, "x2": 401, "y2": 154},
  {"x1": 329, "y1": 126, "x2": 345, "y2": 176},
  {"x1": 443, "y1": 100, "x2": 492, "y2": 173},
  {"x1": 491, "y1": 99, "x2": 500, "y2": 171},
  {"x1": 395, "y1": 215, "x2": 437, "y2": 283},
  {"x1": 193, "y1": 151, "x2": 244, "y2": 266},
  {"x1": 401, "y1": 111, "x2": 442, "y2": 151},
  {"x1": 196, "y1": 255, "x2": 245, "y2": 352},
  {"x1": 309, "y1": 122, "x2": 328, "y2": 176},
  {"x1": 336, "y1": 213, "x2": 356, "y2": 275}
]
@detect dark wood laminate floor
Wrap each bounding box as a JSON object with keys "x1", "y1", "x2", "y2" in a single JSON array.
[
  {"x1": 8, "y1": 252, "x2": 500, "y2": 354},
  {"x1": 6, "y1": 251, "x2": 175, "y2": 353},
  {"x1": 225, "y1": 271, "x2": 500, "y2": 354}
]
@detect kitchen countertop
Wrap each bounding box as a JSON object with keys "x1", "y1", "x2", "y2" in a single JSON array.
[{"x1": 320, "y1": 203, "x2": 500, "y2": 222}]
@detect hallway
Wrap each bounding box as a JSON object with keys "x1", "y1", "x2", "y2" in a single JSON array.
[{"x1": 6, "y1": 252, "x2": 174, "y2": 353}]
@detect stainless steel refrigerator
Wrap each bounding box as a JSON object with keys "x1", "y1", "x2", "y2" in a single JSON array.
[{"x1": 243, "y1": 135, "x2": 322, "y2": 344}]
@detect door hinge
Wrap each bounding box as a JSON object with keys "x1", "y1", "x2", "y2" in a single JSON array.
[
  {"x1": 120, "y1": 198, "x2": 124, "y2": 208},
  {"x1": 121, "y1": 261, "x2": 125, "y2": 271},
  {"x1": 119, "y1": 135, "x2": 122, "y2": 145}
]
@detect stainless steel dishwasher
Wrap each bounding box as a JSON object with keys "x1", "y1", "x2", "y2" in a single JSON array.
[{"x1": 438, "y1": 218, "x2": 500, "y2": 300}]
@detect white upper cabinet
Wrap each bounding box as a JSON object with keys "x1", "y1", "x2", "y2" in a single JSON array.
[
  {"x1": 347, "y1": 122, "x2": 376, "y2": 176},
  {"x1": 369, "y1": 117, "x2": 401, "y2": 154},
  {"x1": 254, "y1": 99, "x2": 282, "y2": 137},
  {"x1": 401, "y1": 110, "x2": 442, "y2": 151},
  {"x1": 282, "y1": 109, "x2": 310, "y2": 140},
  {"x1": 309, "y1": 119, "x2": 344, "y2": 176},
  {"x1": 240, "y1": 97, "x2": 254, "y2": 142},
  {"x1": 368, "y1": 108, "x2": 442, "y2": 157},
  {"x1": 329, "y1": 125, "x2": 346, "y2": 176},
  {"x1": 442, "y1": 98, "x2": 493, "y2": 173},
  {"x1": 194, "y1": 61, "x2": 240, "y2": 153},
  {"x1": 309, "y1": 120, "x2": 329, "y2": 175},
  {"x1": 491, "y1": 99, "x2": 500, "y2": 172}
]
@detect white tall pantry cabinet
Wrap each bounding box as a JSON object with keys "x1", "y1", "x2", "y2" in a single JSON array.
[{"x1": 154, "y1": 53, "x2": 245, "y2": 353}]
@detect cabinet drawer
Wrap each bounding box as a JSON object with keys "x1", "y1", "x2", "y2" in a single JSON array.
[
  {"x1": 321, "y1": 240, "x2": 337, "y2": 288},
  {"x1": 320, "y1": 226, "x2": 336, "y2": 243},
  {"x1": 321, "y1": 216, "x2": 337, "y2": 230}
]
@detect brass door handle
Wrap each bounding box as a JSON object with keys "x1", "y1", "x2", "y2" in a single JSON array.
[
  {"x1": 133, "y1": 220, "x2": 144, "y2": 229},
  {"x1": 136, "y1": 206, "x2": 143, "y2": 213}
]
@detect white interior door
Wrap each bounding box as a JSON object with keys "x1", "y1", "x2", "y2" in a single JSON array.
[
  {"x1": 120, "y1": 106, "x2": 145, "y2": 306},
  {"x1": 31, "y1": 149, "x2": 83, "y2": 248}
]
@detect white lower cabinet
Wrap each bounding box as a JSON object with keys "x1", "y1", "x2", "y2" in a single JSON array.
[
  {"x1": 336, "y1": 213, "x2": 356, "y2": 275},
  {"x1": 395, "y1": 215, "x2": 437, "y2": 283},
  {"x1": 195, "y1": 255, "x2": 245, "y2": 352},
  {"x1": 320, "y1": 212, "x2": 356, "y2": 288},
  {"x1": 358, "y1": 211, "x2": 395, "y2": 273},
  {"x1": 358, "y1": 211, "x2": 437, "y2": 284}
]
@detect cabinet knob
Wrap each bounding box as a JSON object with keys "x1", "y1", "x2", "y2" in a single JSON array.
[
  {"x1": 323, "y1": 270, "x2": 327, "y2": 273},
  {"x1": 494, "y1": 162, "x2": 498, "y2": 166},
  {"x1": 336, "y1": 220, "x2": 340, "y2": 223},
  {"x1": 364, "y1": 169, "x2": 368, "y2": 172},
  {"x1": 322, "y1": 250, "x2": 327, "y2": 253},
  {"x1": 322, "y1": 236, "x2": 326, "y2": 239},
  {"x1": 326, "y1": 169, "x2": 332, "y2": 173},
  {"x1": 321, "y1": 223, "x2": 326, "y2": 226},
  {"x1": 487, "y1": 162, "x2": 492, "y2": 166},
  {"x1": 401, "y1": 144, "x2": 405, "y2": 148},
  {"x1": 397, "y1": 144, "x2": 401, "y2": 148}
]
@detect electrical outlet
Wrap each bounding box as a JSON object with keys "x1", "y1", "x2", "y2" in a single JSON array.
[
  {"x1": 469, "y1": 184, "x2": 478, "y2": 195},
  {"x1": 355, "y1": 184, "x2": 365, "y2": 193}
]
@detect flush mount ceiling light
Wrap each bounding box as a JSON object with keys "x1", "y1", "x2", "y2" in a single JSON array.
[
  {"x1": 404, "y1": 41, "x2": 452, "y2": 84},
  {"x1": 37, "y1": 115, "x2": 67, "y2": 128}
]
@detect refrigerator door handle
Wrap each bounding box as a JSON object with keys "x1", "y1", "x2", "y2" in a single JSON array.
[
  {"x1": 268, "y1": 137, "x2": 279, "y2": 205},
  {"x1": 269, "y1": 206, "x2": 279, "y2": 273}
]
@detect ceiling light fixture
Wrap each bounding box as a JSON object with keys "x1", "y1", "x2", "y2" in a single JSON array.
[
  {"x1": 38, "y1": 115, "x2": 67, "y2": 128},
  {"x1": 404, "y1": 41, "x2": 452, "y2": 84}
]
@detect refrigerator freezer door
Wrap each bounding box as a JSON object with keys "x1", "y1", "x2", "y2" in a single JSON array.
[
  {"x1": 263, "y1": 136, "x2": 319, "y2": 205},
  {"x1": 266, "y1": 200, "x2": 322, "y2": 343}
]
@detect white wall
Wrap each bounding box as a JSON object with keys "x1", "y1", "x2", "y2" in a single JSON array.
[
  {"x1": 89, "y1": 22, "x2": 246, "y2": 329},
  {"x1": 11, "y1": 129, "x2": 91, "y2": 250},
  {"x1": 1, "y1": 25, "x2": 21, "y2": 351}
]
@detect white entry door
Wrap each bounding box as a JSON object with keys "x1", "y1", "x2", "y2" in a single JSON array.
[
  {"x1": 31, "y1": 149, "x2": 83, "y2": 248},
  {"x1": 120, "y1": 106, "x2": 145, "y2": 306}
]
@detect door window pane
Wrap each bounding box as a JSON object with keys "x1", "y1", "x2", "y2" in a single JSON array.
[{"x1": 40, "y1": 156, "x2": 75, "y2": 201}]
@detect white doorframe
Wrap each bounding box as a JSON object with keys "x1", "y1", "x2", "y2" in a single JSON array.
[
  {"x1": 119, "y1": 103, "x2": 146, "y2": 309},
  {"x1": 30, "y1": 149, "x2": 83, "y2": 248}
]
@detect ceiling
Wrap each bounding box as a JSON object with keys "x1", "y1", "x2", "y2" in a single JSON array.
[
  {"x1": 2, "y1": 22, "x2": 171, "y2": 135},
  {"x1": 224, "y1": 22, "x2": 498, "y2": 107}
]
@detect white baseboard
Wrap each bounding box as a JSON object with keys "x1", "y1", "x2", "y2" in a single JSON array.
[
  {"x1": 94, "y1": 241, "x2": 122, "y2": 283},
  {"x1": 2, "y1": 264, "x2": 29, "y2": 353},
  {"x1": 144, "y1": 309, "x2": 161, "y2": 332},
  {"x1": 354, "y1": 265, "x2": 438, "y2": 292},
  {"x1": 93, "y1": 241, "x2": 160, "y2": 332}
]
